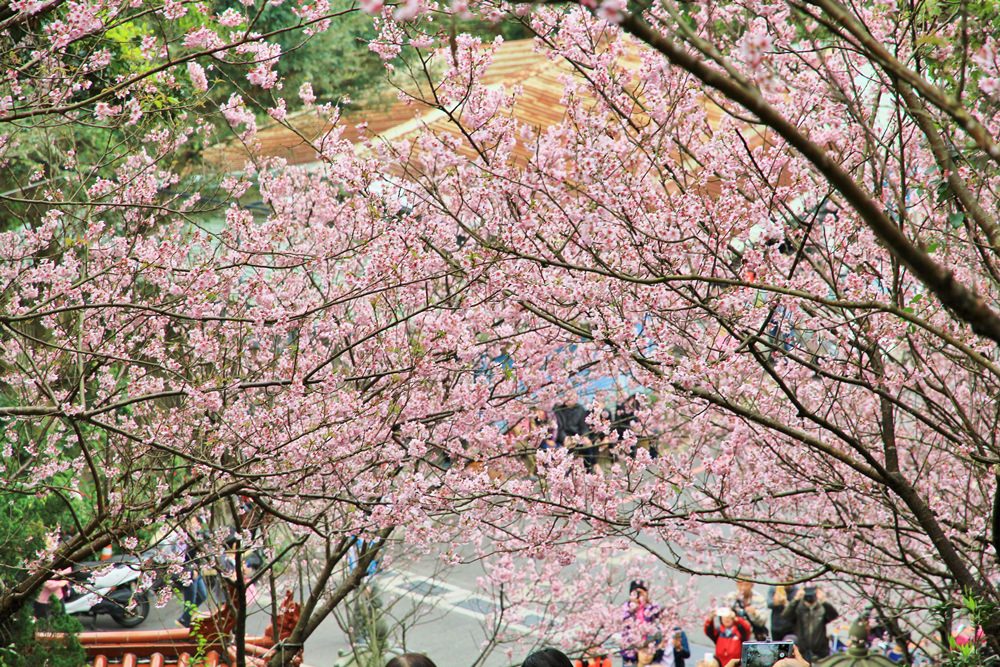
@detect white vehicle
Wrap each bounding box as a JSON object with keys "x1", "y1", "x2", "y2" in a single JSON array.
[{"x1": 63, "y1": 555, "x2": 152, "y2": 628}]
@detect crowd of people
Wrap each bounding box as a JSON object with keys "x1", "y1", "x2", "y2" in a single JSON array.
[
  {"x1": 383, "y1": 646, "x2": 716, "y2": 667},
  {"x1": 33, "y1": 530, "x2": 975, "y2": 667},
  {"x1": 27, "y1": 451, "x2": 968, "y2": 667},
  {"x1": 617, "y1": 578, "x2": 961, "y2": 667},
  {"x1": 380, "y1": 638, "x2": 810, "y2": 667},
  {"x1": 623, "y1": 578, "x2": 840, "y2": 667},
  {"x1": 157, "y1": 509, "x2": 265, "y2": 628},
  {"x1": 511, "y1": 395, "x2": 657, "y2": 473},
  {"x1": 378, "y1": 579, "x2": 840, "y2": 667}
]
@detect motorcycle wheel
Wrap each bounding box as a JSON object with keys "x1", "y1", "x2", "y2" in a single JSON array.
[{"x1": 111, "y1": 589, "x2": 151, "y2": 628}]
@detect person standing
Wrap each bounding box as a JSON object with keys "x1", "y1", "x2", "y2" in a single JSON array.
[
  {"x1": 173, "y1": 515, "x2": 208, "y2": 628},
  {"x1": 34, "y1": 568, "x2": 71, "y2": 619},
  {"x1": 33, "y1": 532, "x2": 71, "y2": 620},
  {"x1": 622, "y1": 581, "x2": 663, "y2": 667},
  {"x1": 532, "y1": 408, "x2": 558, "y2": 452},
  {"x1": 767, "y1": 584, "x2": 798, "y2": 640},
  {"x1": 653, "y1": 628, "x2": 691, "y2": 667},
  {"x1": 725, "y1": 580, "x2": 769, "y2": 641},
  {"x1": 782, "y1": 586, "x2": 839, "y2": 661},
  {"x1": 554, "y1": 403, "x2": 597, "y2": 471},
  {"x1": 615, "y1": 394, "x2": 659, "y2": 459},
  {"x1": 703, "y1": 608, "x2": 751, "y2": 667}
]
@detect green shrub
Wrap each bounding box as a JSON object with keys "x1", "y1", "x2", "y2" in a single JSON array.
[{"x1": 0, "y1": 602, "x2": 85, "y2": 667}]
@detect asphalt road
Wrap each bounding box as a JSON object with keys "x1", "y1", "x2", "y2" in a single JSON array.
[{"x1": 75, "y1": 544, "x2": 735, "y2": 667}]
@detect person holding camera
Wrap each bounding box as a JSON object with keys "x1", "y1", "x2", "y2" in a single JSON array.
[
  {"x1": 622, "y1": 580, "x2": 663, "y2": 667},
  {"x1": 724, "y1": 579, "x2": 769, "y2": 641},
  {"x1": 767, "y1": 585, "x2": 798, "y2": 641},
  {"x1": 704, "y1": 607, "x2": 751, "y2": 667},
  {"x1": 635, "y1": 628, "x2": 691, "y2": 667},
  {"x1": 781, "y1": 586, "x2": 839, "y2": 662}
]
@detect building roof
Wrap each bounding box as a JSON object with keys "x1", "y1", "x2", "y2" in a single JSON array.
[
  {"x1": 202, "y1": 38, "x2": 706, "y2": 166},
  {"x1": 201, "y1": 36, "x2": 776, "y2": 199},
  {"x1": 38, "y1": 588, "x2": 302, "y2": 667}
]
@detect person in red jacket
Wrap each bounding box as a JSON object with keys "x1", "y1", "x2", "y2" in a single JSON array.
[{"x1": 704, "y1": 607, "x2": 751, "y2": 667}]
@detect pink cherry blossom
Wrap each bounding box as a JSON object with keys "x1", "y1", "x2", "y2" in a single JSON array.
[
  {"x1": 268, "y1": 98, "x2": 288, "y2": 121},
  {"x1": 218, "y1": 7, "x2": 244, "y2": 26},
  {"x1": 93, "y1": 101, "x2": 120, "y2": 120},
  {"x1": 299, "y1": 81, "x2": 316, "y2": 105},
  {"x1": 6, "y1": 0, "x2": 1000, "y2": 658},
  {"x1": 187, "y1": 61, "x2": 209, "y2": 92},
  {"x1": 161, "y1": 0, "x2": 187, "y2": 18},
  {"x1": 393, "y1": 0, "x2": 421, "y2": 21},
  {"x1": 595, "y1": 0, "x2": 625, "y2": 23}
]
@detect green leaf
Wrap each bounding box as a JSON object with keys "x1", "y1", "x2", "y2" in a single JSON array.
[
  {"x1": 936, "y1": 180, "x2": 951, "y2": 203},
  {"x1": 949, "y1": 212, "x2": 965, "y2": 228}
]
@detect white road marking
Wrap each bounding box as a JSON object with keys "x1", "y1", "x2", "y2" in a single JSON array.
[{"x1": 377, "y1": 568, "x2": 538, "y2": 633}]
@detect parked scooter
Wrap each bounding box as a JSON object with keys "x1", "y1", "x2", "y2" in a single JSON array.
[{"x1": 63, "y1": 554, "x2": 152, "y2": 627}]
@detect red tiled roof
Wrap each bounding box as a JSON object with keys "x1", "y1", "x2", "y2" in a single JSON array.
[
  {"x1": 38, "y1": 589, "x2": 302, "y2": 667},
  {"x1": 81, "y1": 639, "x2": 278, "y2": 667},
  {"x1": 202, "y1": 38, "x2": 590, "y2": 169},
  {"x1": 201, "y1": 36, "x2": 780, "y2": 197}
]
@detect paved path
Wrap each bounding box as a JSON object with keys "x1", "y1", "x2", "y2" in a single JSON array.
[{"x1": 86, "y1": 550, "x2": 721, "y2": 667}]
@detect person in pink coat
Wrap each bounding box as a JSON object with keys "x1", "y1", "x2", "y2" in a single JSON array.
[{"x1": 34, "y1": 567, "x2": 72, "y2": 618}]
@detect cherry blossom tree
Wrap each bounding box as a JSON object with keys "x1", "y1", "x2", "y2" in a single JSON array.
[
  {"x1": 355, "y1": 0, "x2": 1000, "y2": 656},
  {"x1": 6, "y1": 0, "x2": 1000, "y2": 662},
  {"x1": 0, "y1": 6, "x2": 639, "y2": 665},
  {"x1": 0, "y1": 1, "x2": 542, "y2": 660}
]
